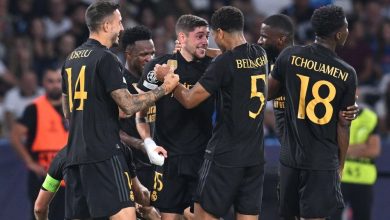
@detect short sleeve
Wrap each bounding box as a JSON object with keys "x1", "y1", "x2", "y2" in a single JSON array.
[
  {"x1": 61, "y1": 65, "x2": 68, "y2": 94},
  {"x1": 137, "y1": 59, "x2": 162, "y2": 92},
  {"x1": 271, "y1": 47, "x2": 290, "y2": 82},
  {"x1": 47, "y1": 148, "x2": 67, "y2": 180},
  {"x1": 98, "y1": 52, "x2": 127, "y2": 93},
  {"x1": 17, "y1": 104, "x2": 37, "y2": 131},
  {"x1": 198, "y1": 56, "x2": 229, "y2": 95},
  {"x1": 340, "y1": 68, "x2": 357, "y2": 110}
]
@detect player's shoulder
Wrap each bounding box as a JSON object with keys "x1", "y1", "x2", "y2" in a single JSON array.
[
  {"x1": 151, "y1": 54, "x2": 175, "y2": 65},
  {"x1": 282, "y1": 45, "x2": 304, "y2": 55},
  {"x1": 336, "y1": 56, "x2": 356, "y2": 74}
]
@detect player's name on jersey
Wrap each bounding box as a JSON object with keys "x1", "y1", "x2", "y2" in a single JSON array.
[
  {"x1": 236, "y1": 55, "x2": 268, "y2": 69},
  {"x1": 291, "y1": 55, "x2": 349, "y2": 81},
  {"x1": 68, "y1": 49, "x2": 93, "y2": 60}
]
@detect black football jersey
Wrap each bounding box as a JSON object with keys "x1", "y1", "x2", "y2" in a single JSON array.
[
  {"x1": 270, "y1": 62, "x2": 286, "y2": 143},
  {"x1": 120, "y1": 68, "x2": 154, "y2": 169},
  {"x1": 137, "y1": 53, "x2": 214, "y2": 156},
  {"x1": 199, "y1": 43, "x2": 268, "y2": 167},
  {"x1": 47, "y1": 147, "x2": 67, "y2": 182},
  {"x1": 62, "y1": 39, "x2": 127, "y2": 165},
  {"x1": 271, "y1": 43, "x2": 357, "y2": 170}
]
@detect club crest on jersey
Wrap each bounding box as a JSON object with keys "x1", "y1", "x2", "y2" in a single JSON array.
[{"x1": 146, "y1": 70, "x2": 158, "y2": 84}]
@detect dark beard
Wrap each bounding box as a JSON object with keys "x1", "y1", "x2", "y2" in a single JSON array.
[
  {"x1": 264, "y1": 45, "x2": 280, "y2": 62},
  {"x1": 46, "y1": 90, "x2": 62, "y2": 100}
]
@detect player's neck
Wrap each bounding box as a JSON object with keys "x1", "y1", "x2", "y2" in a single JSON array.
[
  {"x1": 89, "y1": 33, "x2": 112, "y2": 48},
  {"x1": 225, "y1": 33, "x2": 246, "y2": 51},
  {"x1": 125, "y1": 62, "x2": 141, "y2": 79},
  {"x1": 314, "y1": 37, "x2": 336, "y2": 52}
]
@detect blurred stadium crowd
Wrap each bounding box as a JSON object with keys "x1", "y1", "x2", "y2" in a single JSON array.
[{"x1": 0, "y1": 0, "x2": 390, "y2": 140}]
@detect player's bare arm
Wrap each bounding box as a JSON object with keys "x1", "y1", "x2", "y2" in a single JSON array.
[
  {"x1": 34, "y1": 190, "x2": 55, "y2": 220},
  {"x1": 337, "y1": 111, "x2": 352, "y2": 178},
  {"x1": 135, "y1": 110, "x2": 151, "y2": 140},
  {"x1": 173, "y1": 82, "x2": 211, "y2": 109},
  {"x1": 61, "y1": 94, "x2": 70, "y2": 119},
  {"x1": 111, "y1": 73, "x2": 179, "y2": 117},
  {"x1": 119, "y1": 130, "x2": 145, "y2": 152}
]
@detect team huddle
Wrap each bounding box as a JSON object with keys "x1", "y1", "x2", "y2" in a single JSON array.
[{"x1": 33, "y1": 1, "x2": 359, "y2": 220}]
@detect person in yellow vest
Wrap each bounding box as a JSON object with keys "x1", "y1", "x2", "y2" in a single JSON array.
[
  {"x1": 331, "y1": 106, "x2": 381, "y2": 220},
  {"x1": 11, "y1": 67, "x2": 68, "y2": 220}
]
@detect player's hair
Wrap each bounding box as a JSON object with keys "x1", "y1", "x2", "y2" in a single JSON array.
[
  {"x1": 263, "y1": 14, "x2": 294, "y2": 42},
  {"x1": 175, "y1": 14, "x2": 208, "y2": 35},
  {"x1": 211, "y1": 6, "x2": 244, "y2": 33},
  {"x1": 311, "y1": 5, "x2": 346, "y2": 38},
  {"x1": 85, "y1": 0, "x2": 120, "y2": 33},
  {"x1": 121, "y1": 25, "x2": 152, "y2": 51}
]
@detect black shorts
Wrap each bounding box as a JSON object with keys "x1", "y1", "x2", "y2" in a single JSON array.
[
  {"x1": 279, "y1": 163, "x2": 344, "y2": 218},
  {"x1": 65, "y1": 151, "x2": 135, "y2": 219},
  {"x1": 151, "y1": 154, "x2": 202, "y2": 214},
  {"x1": 137, "y1": 167, "x2": 155, "y2": 192},
  {"x1": 195, "y1": 159, "x2": 265, "y2": 218}
]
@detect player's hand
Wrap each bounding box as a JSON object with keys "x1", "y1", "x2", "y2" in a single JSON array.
[
  {"x1": 139, "y1": 206, "x2": 161, "y2": 220},
  {"x1": 341, "y1": 102, "x2": 359, "y2": 120},
  {"x1": 144, "y1": 138, "x2": 167, "y2": 166},
  {"x1": 134, "y1": 184, "x2": 150, "y2": 206},
  {"x1": 27, "y1": 162, "x2": 46, "y2": 177},
  {"x1": 338, "y1": 166, "x2": 344, "y2": 180},
  {"x1": 154, "y1": 64, "x2": 172, "y2": 82},
  {"x1": 184, "y1": 207, "x2": 194, "y2": 220},
  {"x1": 173, "y1": 40, "x2": 181, "y2": 53},
  {"x1": 161, "y1": 73, "x2": 179, "y2": 94}
]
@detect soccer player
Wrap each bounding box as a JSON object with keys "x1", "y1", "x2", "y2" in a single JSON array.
[
  {"x1": 61, "y1": 1, "x2": 179, "y2": 219},
  {"x1": 156, "y1": 6, "x2": 268, "y2": 220},
  {"x1": 119, "y1": 25, "x2": 161, "y2": 220},
  {"x1": 268, "y1": 5, "x2": 357, "y2": 220},
  {"x1": 137, "y1": 14, "x2": 214, "y2": 220},
  {"x1": 119, "y1": 25, "x2": 158, "y2": 189}
]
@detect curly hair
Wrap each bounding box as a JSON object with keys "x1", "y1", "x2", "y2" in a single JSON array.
[
  {"x1": 311, "y1": 5, "x2": 346, "y2": 38},
  {"x1": 120, "y1": 25, "x2": 152, "y2": 51},
  {"x1": 263, "y1": 14, "x2": 295, "y2": 43},
  {"x1": 211, "y1": 6, "x2": 244, "y2": 33}
]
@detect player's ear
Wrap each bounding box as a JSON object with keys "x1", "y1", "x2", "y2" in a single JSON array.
[
  {"x1": 102, "y1": 20, "x2": 110, "y2": 33},
  {"x1": 335, "y1": 31, "x2": 342, "y2": 41},
  {"x1": 217, "y1": 28, "x2": 224, "y2": 39},
  {"x1": 278, "y1": 35, "x2": 287, "y2": 46},
  {"x1": 177, "y1": 32, "x2": 186, "y2": 44}
]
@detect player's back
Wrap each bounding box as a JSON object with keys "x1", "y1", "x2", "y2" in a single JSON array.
[
  {"x1": 273, "y1": 43, "x2": 357, "y2": 170},
  {"x1": 201, "y1": 43, "x2": 268, "y2": 167},
  {"x1": 62, "y1": 39, "x2": 126, "y2": 165}
]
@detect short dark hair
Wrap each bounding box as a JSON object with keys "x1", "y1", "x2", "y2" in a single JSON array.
[
  {"x1": 211, "y1": 6, "x2": 244, "y2": 33},
  {"x1": 311, "y1": 5, "x2": 346, "y2": 38},
  {"x1": 121, "y1": 25, "x2": 152, "y2": 51},
  {"x1": 263, "y1": 14, "x2": 294, "y2": 40},
  {"x1": 85, "y1": 1, "x2": 120, "y2": 32},
  {"x1": 175, "y1": 14, "x2": 208, "y2": 34}
]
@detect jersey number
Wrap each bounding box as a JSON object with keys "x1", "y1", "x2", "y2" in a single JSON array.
[
  {"x1": 297, "y1": 74, "x2": 336, "y2": 125},
  {"x1": 249, "y1": 74, "x2": 266, "y2": 119},
  {"x1": 65, "y1": 66, "x2": 88, "y2": 112}
]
